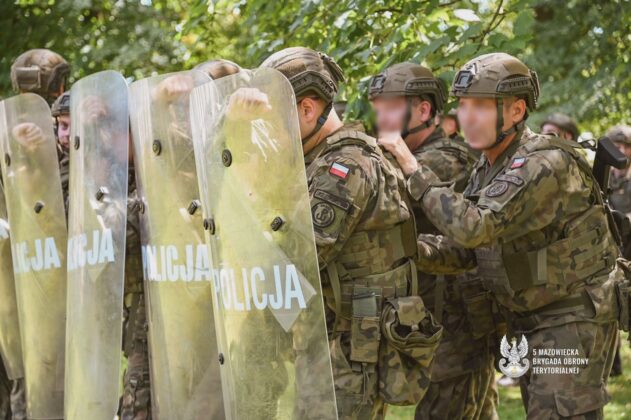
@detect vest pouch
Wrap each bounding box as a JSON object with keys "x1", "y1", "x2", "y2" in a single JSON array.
[
  {"x1": 378, "y1": 295, "x2": 442, "y2": 405},
  {"x1": 350, "y1": 286, "x2": 381, "y2": 364}
]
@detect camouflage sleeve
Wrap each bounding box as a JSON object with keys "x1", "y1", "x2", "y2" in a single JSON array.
[
  {"x1": 416, "y1": 148, "x2": 470, "y2": 187},
  {"x1": 308, "y1": 155, "x2": 374, "y2": 267},
  {"x1": 417, "y1": 234, "x2": 476, "y2": 274},
  {"x1": 407, "y1": 149, "x2": 574, "y2": 248}
]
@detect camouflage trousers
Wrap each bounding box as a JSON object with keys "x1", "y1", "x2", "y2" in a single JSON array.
[
  {"x1": 120, "y1": 292, "x2": 152, "y2": 420},
  {"x1": 330, "y1": 331, "x2": 385, "y2": 420},
  {"x1": 0, "y1": 363, "x2": 26, "y2": 420},
  {"x1": 414, "y1": 356, "x2": 498, "y2": 420},
  {"x1": 518, "y1": 320, "x2": 618, "y2": 419}
]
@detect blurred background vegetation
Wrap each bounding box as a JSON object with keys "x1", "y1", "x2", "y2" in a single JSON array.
[{"x1": 0, "y1": 0, "x2": 629, "y2": 133}]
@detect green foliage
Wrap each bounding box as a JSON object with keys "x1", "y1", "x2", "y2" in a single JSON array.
[{"x1": 0, "y1": 0, "x2": 628, "y2": 133}]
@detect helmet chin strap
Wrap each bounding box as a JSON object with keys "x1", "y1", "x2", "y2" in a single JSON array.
[
  {"x1": 401, "y1": 97, "x2": 434, "y2": 140},
  {"x1": 482, "y1": 98, "x2": 526, "y2": 151},
  {"x1": 301, "y1": 102, "x2": 333, "y2": 145}
]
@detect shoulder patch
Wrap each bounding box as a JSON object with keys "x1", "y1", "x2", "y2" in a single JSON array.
[
  {"x1": 311, "y1": 202, "x2": 336, "y2": 228},
  {"x1": 485, "y1": 181, "x2": 509, "y2": 197},
  {"x1": 314, "y1": 189, "x2": 351, "y2": 211},
  {"x1": 510, "y1": 157, "x2": 526, "y2": 169},
  {"x1": 496, "y1": 174, "x2": 524, "y2": 186},
  {"x1": 329, "y1": 162, "x2": 350, "y2": 179}
]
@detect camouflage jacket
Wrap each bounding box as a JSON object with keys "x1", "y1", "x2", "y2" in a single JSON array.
[
  {"x1": 409, "y1": 127, "x2": 620, "y2": 322},
  {"x1": 305, "y1": 126, "x2": 416, "y2": 321},
  {"x1": 57, "y1": 144, "x2": 69, "y2": 214},
  {"x1": 411, "y1": 126, "x2": 477, "y2": 233},
  {"x1": 124, "y1": 164, "x2": 143, "y2": 297}
]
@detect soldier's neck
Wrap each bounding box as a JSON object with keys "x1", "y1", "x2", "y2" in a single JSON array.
[
  {"x1": 405, "y1": 124, "x2": 435, "y2": 153},
  {"x1": 484, "y1": 132, "x2": 518, "y2": 165},
  {"x1": 303, "y1": 112, "x2": 344, "y2": 155}
]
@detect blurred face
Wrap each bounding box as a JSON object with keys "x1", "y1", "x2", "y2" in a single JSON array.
[
  {"x1": 541, "y1": 123, "x2": 572, "y2": 140},
  {"x1": 615, "y1": 142, "x2": 631, "y2": 160},
  {"x1": 371, "y1": 96, "x2": 432, "y2": 136},
  {"x1": 457, "y1": 96, "x2": 526, "y2": 150},
  {"x1": 371, "y1": 96, "x2": 407, "y2": 133},
  {"x1": 56, "y1": 114, "x2": 71, "y2": 151},
  {"x1": 442, "y1": 117, "x2": 458, "y2": 136}
]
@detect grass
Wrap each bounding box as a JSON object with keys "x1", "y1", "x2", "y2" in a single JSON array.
[{"x1": 387, "y1": 332, "x2": 631, "y2": 419}]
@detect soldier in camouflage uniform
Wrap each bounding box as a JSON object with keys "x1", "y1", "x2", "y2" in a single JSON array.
[
  {"x1": 540, "y1": 112, "x2": 580, "y2": 142},
  {"x1": 120, "y1": 169, "x2": 152, "y2": 420},
  {"x1": 259, "y1": 47, "x2": 442, "y2": 419},
  {"x1": 607, "y1": 125, "x2": 631, "y2": 221},
  {"x1": 51, "y1": 91, "x2": 70, "y2": 210},
  {"x1": 380, "y1": 52, "x2": 622, "y2": 419},
  {"x1": 369, "y1": 62, "x2": 497, "y2": 420}
]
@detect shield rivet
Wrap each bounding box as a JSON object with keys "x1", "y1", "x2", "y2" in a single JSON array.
[
  {"x1": 152, "y1": 140, "x2": 162, "y2": 155},
  {"x1": 34, "y1": 201, "x2": 44, "y2": 213},
  {"x1": 271, "y1": 216, "x2": 285, "y2": 231},
  {"x1": 218, "y1": 353, "x2": 225, "y2": 365},
  {"x1": 74, "y1": 136, "x2": 80, "y2": 150},
  {"x1": 203, "y1": 218, "x2": 216, "y2": 235},
  {"x1": 4, "y1": 153, "x2": 10, "y2": 167},
  {"x1": 188, "y1": 200, "x2": 201, "y2": 215},
  {"x1": 95, "y1": 187, "x2": 109, "y2": 201},
  {"x1": 222, "y1": 149, "x2": 232, "y2": 167}
]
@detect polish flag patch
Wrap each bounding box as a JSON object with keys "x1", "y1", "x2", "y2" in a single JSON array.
[
  {"x1": 329, "y1": 162, "x2": 350, "y2": 179},
  {"x1": 511, "y1": 157, "x2": 526, "y2": 169}
]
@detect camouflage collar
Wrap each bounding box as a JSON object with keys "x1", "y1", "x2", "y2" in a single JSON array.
[
  {"x1": 479, "y1": 126, "x2": 528, "y2": 187},
  {"x1": 411, "y1": 126, "x2": 446, "y2": 154},
  {"x1": 304, "y1": 136, "x2": 329, "y2": 167}
]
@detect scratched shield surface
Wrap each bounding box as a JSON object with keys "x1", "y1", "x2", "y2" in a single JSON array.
[{"x1": 0, "y1": 93, "x2": 67, "y2": 419}]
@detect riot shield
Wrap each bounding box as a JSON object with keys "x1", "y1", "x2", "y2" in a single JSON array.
[
  {"x1": 190, "y1": 68, "x2": 337, "y2": 420},
  {"x1": 0, "y1": 181, "x2": 23, "y2": 381},
  {"x1": 129, "y1": 70, "x2": 224, "y2": 419},
  {"x1": 64, "y1": 70, "x2": 129, "y2": 420},
  {"x1": 0, "y1": 93, "x2": 67, "y2": 418}
]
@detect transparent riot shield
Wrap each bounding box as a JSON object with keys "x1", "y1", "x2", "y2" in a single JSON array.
[
  {"x1": 0, "y1": 93, "x2": 67, "y2": 418},
  {"x1": 190, "y1": 68, "x2": 338, "y2": 420},
  {"x1": 0, "y1": 181, "x2": 23, "y2": 381},
  {"x1": 64, "y1": 70, "x2": 129, "y2": 420},
  {"x1": 129, "y1": 70, "x2": 224, "y2": 419}
]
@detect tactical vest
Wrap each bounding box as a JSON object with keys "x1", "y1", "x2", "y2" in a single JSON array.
[
  {"x1": 472, "y1": 136, "x2": 619, "y2": 315},
  {"x1": 317, "y1": 130, "x2": 419, "y2": 329},
  {"x1": 316, "y1": 130, "x2": 442, "y2": 406}
]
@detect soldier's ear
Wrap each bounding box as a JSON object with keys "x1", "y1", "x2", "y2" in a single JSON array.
[
  {"x1": 510, "y1": 97, "x2": 527, "y2": 124},
  {"x1": 420, "y1": 100, "x2": 432, "y2": 120},
  {"x1": 298, "y1": 97, "x2": 320, "y2": 123}
]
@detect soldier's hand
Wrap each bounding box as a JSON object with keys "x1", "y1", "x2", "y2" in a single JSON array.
[
  {"x1": 226, "y1": 88, "x2": 272, "y2": 121},
  {"x1": 377, "y1": 131, "x2": 418, "y2": 176},
  {"x1": 154, "y1": 74, "x2": 195, "y2": 103},
  {"x1": 81, "y1": 95, "x2": 109, "y2": 124},
  {"x1": 12, "y1": 122, "x2": 45, "y2": 149}
]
